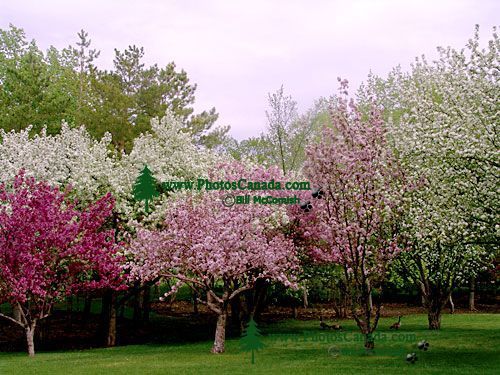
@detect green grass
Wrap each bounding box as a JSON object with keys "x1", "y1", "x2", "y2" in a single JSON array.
[{"x1": 0, "y1": 314, "x2": 499, "y2": 374}]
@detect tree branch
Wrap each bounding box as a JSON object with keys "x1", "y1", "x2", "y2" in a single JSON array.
[{"x1": 0, "y1": 312, "x2": 23, "y2": 327}]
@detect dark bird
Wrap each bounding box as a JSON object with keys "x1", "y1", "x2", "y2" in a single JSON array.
[
  {"x1": 320, "y1": 316, "x2": 342, "y2": 330},
  {"x1": 320, "y1": 315, "x2": 331, "y2": 330},
  {"x1": 390, "y1": 315, "x2": 402, "y2": 330},
  {"x1": 331, "y1": 323, "x2": 343, "y2": 331}
]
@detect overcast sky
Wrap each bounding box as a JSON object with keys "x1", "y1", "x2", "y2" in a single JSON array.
[{"x1": 1, "y1": 0, "x2": 498, "y2": 139}]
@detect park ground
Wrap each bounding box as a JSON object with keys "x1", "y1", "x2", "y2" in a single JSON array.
[{"x1": 0, "y1": 305, "x2": 499, "y2": 374}]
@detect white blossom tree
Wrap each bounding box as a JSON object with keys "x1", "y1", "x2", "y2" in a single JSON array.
[
  {"x1": 360, "y1": 26, "x2": 499, "y2": 329},
  {"x1": 0, "y1": 110, "x2": 218, "y2": 223},
  {"x1": 113, "y1": 110, "x2": 219, "y2": 226},
  {"x1": 0, "y1": 123, "x2": 115, "y2": 203}
]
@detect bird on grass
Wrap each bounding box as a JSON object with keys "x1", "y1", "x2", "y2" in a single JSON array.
[
  {"x1": 320, "y1": 316, "x2": 342, "y2": 331},
  {"x1": 390, "y1": 315, "x2": 402, "y2": 330}
]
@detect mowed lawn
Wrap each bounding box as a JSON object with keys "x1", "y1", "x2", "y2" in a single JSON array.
[{"x1": 0, "y1": 314, "x2": 499, "y2": 374}]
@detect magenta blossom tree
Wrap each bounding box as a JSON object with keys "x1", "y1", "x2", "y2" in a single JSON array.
[
  {"x1": 129, "y1": 161, "x2": 299, "y2": 353},
  {"x1": 299, "y1": 80, "x2": 409, "y2": 349},
  {"x1": 0, "y1": 171, "x2": 125, "y2": 356}
]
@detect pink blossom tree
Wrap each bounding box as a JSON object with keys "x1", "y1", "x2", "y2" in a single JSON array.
[
  {"x1": 299, "y1": 80, "x2": 409, "y2": 349},
  {"x1": 129, "y1": 161, "x2": 299, "y2": 353},
  {"x1": 0, "y1": 171, "x2": 125, "y2": 356}
]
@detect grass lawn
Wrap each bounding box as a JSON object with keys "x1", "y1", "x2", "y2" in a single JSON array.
[{"x1": 0, "y1": 313, "x2": 499, "y2": 374}]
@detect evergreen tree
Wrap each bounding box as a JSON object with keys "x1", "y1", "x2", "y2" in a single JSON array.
[
  {"x1": 0, "y1": 24, "x2": 229, "y2": 152},
  {"x1": 240, "y1": 317, "x2": 265, "y2": 364},
  {"x1": 133, "y1": 165, "x2": 159, "y2": 213}
]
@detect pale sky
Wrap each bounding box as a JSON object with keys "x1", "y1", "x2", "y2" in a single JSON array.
[{"x1": 1, "y1": 0, "x2": 498, "y2": 140}]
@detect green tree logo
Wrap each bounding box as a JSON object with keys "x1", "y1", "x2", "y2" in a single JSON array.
[
  {"x1": 240, "y1": 317, "x2": 265, "y2": 364},
  {"x1": 133, "y1": 165, "x2": 159, "y2": 213}
]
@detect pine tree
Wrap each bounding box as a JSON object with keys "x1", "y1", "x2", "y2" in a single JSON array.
[
  {"x1": 133, "y1": 165, "x2": 159, "y2": 213},
  {"x1": 240, "y1": 317, "x2": 265, "y2": 364}
]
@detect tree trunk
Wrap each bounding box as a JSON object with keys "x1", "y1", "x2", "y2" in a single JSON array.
[
  {"x1": 211, "y1": 310, "x2": 227, "y2": 354},
  {"x1": 244, "y1": 290, "x2": 254, "y2": 320},
  {"x1": 469, "y1": 277, "x2": 476, "y2": 311},
  {"x1": 367, "y1": 279, "x2": 373, "y2": 311},
  {"x1": 302, "y1": 286, "x2": 309, "y2": 309},
  {"x1": 25, "y1": 322, "x2": 37, "y2": 357},
  {"x1": 143, "y1": 286, "x2": 151, "y2": 323},
  {"x1": 364, "y1": 333, "x2": 374, "y2": 350},
  {"x1": 448, "y1": 294, "x2": 455, "y2": 314},
  {"x1": 193, "y1": 291, "x2": 199, "y2": 315},
  {"x1": 292, "y1": 305, "x2": 298, "y2": 319},
  {"x1": 133, "y1": 287, "x2": 142, "y2": 323},
  {"x1": 428, "y1": 309, "x2": 441, "y2": 330},
  {"x1": 230, "y1": 295, "x2": 241, "y2": 335},
  {"x1": 252, "y1": 281, "x2": 268, "y2": 320},
  {"x1": 13, "y1": 304, "x2": 22, "y2": 322},
  {"x1": 101, "y1": 294, "x2": 110, "y2": 340},
  {"x1": 67, "y1": 296, "x2": 73, "y2": 326},
  {"x1": 102, "y1": 291, "x2": 117, "y2": 346},
  {"x1": 332, "y1": 303, "x2": 340, "y2": 319},
  {"x1": 107, "y1": 295, "x2": 117, "y2": 347},
  {"x1": 37, "y1": 319, "x2": 44, "y2": 343},
  {"x1": 83, "y1": 295, "x2": 92, "y2": 322},
  {"x1": 154, "y1": 284, "x2": 159, "y2": 300},
  {"x1": 341, "y1": 282, "x2": 349, "y2": 318}
]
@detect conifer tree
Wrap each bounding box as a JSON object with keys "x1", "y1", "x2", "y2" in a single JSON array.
[
  {"x1": 240, "y1": 317, "x2": 265, "y2": 364},
  {"x1": 133, "y1": 165, "x2": 159, "y2": 213}
]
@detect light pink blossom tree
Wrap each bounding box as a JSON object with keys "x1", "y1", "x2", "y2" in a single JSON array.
[
  {"x1": 129, "y1": 162, "x2": 299, "y2": 353},
  {"x1": 299, "y1": 80, "x2": 409, "y2": 349},
  {"x1": 0, "y1": 171, "x2": 125, "y2": 356}
]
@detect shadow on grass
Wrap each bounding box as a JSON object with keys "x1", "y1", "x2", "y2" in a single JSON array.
[{"x1": 0, "y1": 311, "x2": 231, "y2": 353}]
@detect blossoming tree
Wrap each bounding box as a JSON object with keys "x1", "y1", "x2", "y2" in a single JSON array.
[
  {"x1": 0, "y1": 109, "x2": 218, "y2": 330},
  {"x1": 299, "y1": 80, "x2": 409, "y2": 349},
  {"x1": 0, "y1": 110, "x2": 217, "y2": 224},
  {"x1": 0, "y1": 123, "x2": 115, "y2": 203},
  {"x1": 360, "y1": 26, "x2": 499, "y2": 329},
  {"x1": 115, "y1": 110, "x2": 218, "y2": 224},
  {"x1": 0, "y1": 172, "x2": 125, "y2": 356},
  {"x1": 129, "y1": 161, "x2": 299, "y2": 353}
]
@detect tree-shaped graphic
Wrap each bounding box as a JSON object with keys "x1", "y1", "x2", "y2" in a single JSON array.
[
  {"x1": 133, "y1": 165, "x2": 159, "y2": 213},
  {"x1": 240, "y1": 317, "x2": 265, "y2": 364}
]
